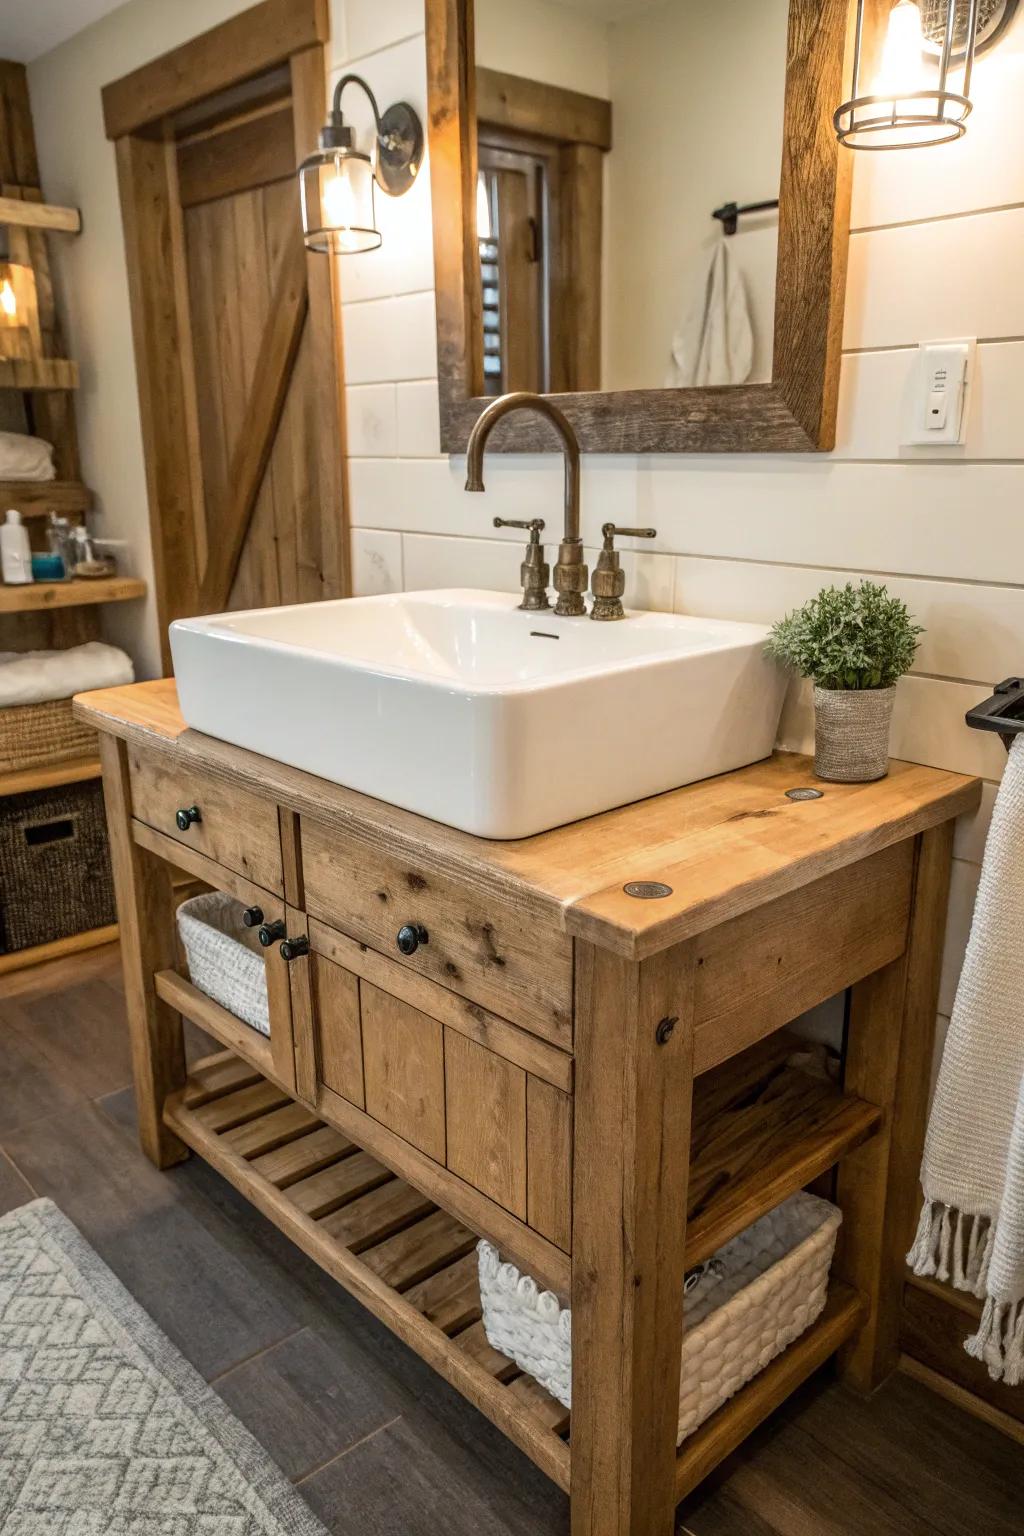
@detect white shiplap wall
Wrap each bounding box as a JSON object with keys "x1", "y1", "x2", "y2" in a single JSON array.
[{"x1": 333, "y1": 0, "x2": 1024, "y2": 1069}]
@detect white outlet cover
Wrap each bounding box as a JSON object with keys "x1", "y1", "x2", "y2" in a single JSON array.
[{"x1": 902, "y1": 338, "x2": 976, "y2": 448}]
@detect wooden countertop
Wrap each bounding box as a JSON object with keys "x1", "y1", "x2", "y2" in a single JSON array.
[{"x1": 76, "y1": 678, "x2": 982, "y2": 959}]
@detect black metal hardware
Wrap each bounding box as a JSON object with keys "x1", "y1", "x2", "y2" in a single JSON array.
[
  {"x1": 396, "y1": 923, "x2": 429, "y2": 956},
  {"x1": 280, "y1": 935, "x2": 310, "y2": 962},
  {"x1": 242, "y1": 906, "x2": 264, "y2": 928},
  {"x1": 175, "y1": 805, "x2": 202, "y2": 832},
  {"x1": 257, "y1": 920, "x2": 286, "y2": 947},
  {"x1": 655, "y1": 1016, "x2": 678, "y2": 1046},
  {"x1": 966, "y1": 677, "x2": 1024, "y2": 751},
  {"x1": 712, "y1": 198, "x2": 780, "y2": 236}
]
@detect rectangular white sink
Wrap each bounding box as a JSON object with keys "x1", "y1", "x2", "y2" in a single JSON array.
[{"x1": 170, "y1": 589, "x2": 786, "y2": 840}]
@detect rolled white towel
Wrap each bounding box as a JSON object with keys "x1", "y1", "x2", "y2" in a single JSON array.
[
  {"x1": 0, "y1": 642, "x2": 134, "y2": 708},
  {"x1": 0, "y1": 430, "x2": 55, "y2": 482}
]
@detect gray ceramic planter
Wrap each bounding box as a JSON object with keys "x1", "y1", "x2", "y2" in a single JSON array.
[{"x1": 813, "y1": 686, "x2": 896, "y2": 782}]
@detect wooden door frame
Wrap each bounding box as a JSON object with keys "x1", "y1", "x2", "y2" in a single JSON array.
[{"x1": 104, "y1": 0, "x2": 349, "y2": 672}]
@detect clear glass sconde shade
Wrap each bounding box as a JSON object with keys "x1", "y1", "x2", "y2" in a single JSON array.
[
  {"x1": 299, "y1": 149, "x2": 382, "y2": 254},
  {"x1": 835, "y1": 0, "x2": 976, "y2": 150}
]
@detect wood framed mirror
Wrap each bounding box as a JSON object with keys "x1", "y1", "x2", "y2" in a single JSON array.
[{"x1": 426, "y1": 0, "x2": 856, "y2": 454}]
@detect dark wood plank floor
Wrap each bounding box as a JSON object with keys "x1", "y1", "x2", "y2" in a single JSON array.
[{"x1": 1, "y1": 946, "x2": 1020, "y2": 1535}]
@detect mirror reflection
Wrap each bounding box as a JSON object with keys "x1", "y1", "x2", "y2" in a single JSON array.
[{"x1": 473, "y1": 0, "x2": 789, "y2": 395}]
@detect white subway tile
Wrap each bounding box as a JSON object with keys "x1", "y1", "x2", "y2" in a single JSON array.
[
  {"x1": 345, "y1": 384, "x2": 398, "y2": 457},
  {"x1": 938, "y1": 858, "x2": 981, "y2": 1016},
  {"x1": 397, "y1": 380, "x2": 442, "y2": 457},
  {"x1": 954, "y1": 779, "x2": 1000, "y2": 863},
  {"x1": 342, "y1": 292, "x2": 437, "y2": 384},
  {"x1": 350, "y1": 528, "x2": 403, "y2": 595},
  {"x1": 834, "y1": 341, "x2": 1024, "y2": 462},
  {"x1": 402, "y1": 533, "x2": 522, "y2": 592},
  {"x1": 851, "y1": 31, "x2": 1024, "y2": 230},
  {"x1": 336, "y1": 0, "x2": 423, "y2": 64},
  {"x1": 672, "y1": 555, "x2": 1024, "y2": 686},
  {"x1": 636, "y1": 462, "x2": 1024, "y2": 587},
  {"x1": 844, "y1": 207, "x2": 1024, "y2": 352}
]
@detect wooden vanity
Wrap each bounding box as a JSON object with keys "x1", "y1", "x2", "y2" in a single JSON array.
[{"x1": 77, "y1": 678, "x2": 980, "y2": 1536}]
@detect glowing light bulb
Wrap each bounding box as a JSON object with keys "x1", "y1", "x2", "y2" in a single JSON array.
[
  {"x1": 323, "y1": 167, "x2": 358, "y2": 230},
  {"x1": 0, "y1": 278, "x2": 16, "y2": 319},
  {"x1": 874, "y1": 1, "x2": 929, "y2": 99}
]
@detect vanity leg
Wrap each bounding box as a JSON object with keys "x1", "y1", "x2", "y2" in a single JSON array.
[
  {"x1": 99, "y1": 734, "x2": 188, "y2": 1168},
  {"x1": 570, "y1": 939, "x2": 697, "y2": 1536},
  {"x1": 834, "y1": 822, "x2": 955, "y2": 1392}
]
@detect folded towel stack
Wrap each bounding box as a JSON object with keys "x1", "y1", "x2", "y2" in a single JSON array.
[
  {"x1": 0, "y1": 430, "x2": 55, "y2": 483},
  {"x1": 0, "y1": 642, "x2": 134, "y2": 708}
]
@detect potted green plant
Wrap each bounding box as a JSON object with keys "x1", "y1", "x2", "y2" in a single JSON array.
[{"x1": 765, "y1": 581, "x2": 923, "y2": 783}]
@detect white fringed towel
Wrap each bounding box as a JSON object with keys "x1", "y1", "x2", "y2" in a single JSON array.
[
  {"x1": 666, "y1": 241, "x2": 754, "y2": 389},
  {"x1": 909, "y1": 734, "x2": 1024, "y2": 1382}
]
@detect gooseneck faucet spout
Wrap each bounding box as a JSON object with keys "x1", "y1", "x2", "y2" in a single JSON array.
[{"x1": 465, "y1": 391, "x2": 587, "y2": 616}]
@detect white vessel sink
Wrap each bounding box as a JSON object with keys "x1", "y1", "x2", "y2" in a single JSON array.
[{"x1": 170, "y1": 590, "x2": 786, "y2": 840}]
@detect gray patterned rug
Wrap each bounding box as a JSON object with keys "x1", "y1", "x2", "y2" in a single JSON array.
[{"x1": 0, "y1": 1199, "x2": 329, "y2": 1535}]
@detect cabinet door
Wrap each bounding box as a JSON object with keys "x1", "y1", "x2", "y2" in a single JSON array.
[
  {"x1": 361, "y1": 982, "x2": 446, "y2": 1163},
  {"x1": 311, "y1": 951, "x2": 364, "y2": 1108},
  {"x1": 445, "y1": 1029, "x2": 527, "y2": 1219}
]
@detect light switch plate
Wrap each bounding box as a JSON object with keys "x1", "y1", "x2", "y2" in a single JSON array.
[{"x1": 903, "y1": 338, "x2": 975, "y2": 447}]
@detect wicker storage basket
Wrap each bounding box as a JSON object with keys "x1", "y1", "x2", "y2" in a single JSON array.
[
  {"x1": 0, "y1": 780, "x2": 115, "y2": 954},
  {"x1": 478, "y1": 1190, "x2": 842, "y2": 1444},
  {"x1": 0, "y1": 697, "x2": 99, "y2": 775},
  {"x1": 177, "y1": 892, "x2": 270, "y2": 1037}
]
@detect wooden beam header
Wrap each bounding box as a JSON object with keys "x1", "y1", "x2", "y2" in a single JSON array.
[{"x1": 102, "y1": 0, "x2": 328, "y2": 140}]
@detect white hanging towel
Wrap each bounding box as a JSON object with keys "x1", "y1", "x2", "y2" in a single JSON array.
[
  {"x1": 908, "y1": 734, "x2": 1024, "y2": 1383},
  {"x1": 666, "y1": 241, "x2": 754, "y2": 389}
]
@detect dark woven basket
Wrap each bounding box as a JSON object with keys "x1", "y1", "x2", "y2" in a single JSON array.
[{"x1": 0, "y1": 780, "x2": 116, "y2": 954}]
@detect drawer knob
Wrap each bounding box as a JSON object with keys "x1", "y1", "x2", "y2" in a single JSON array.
[
  {"x1": 175, "y1": 805, "x2": 202, "y2": 832},
  {"x1": 242, "y1": 906, "x2": 264, "y2": 928},
  {"x1": 396, "y1": 923, "x2": 429, "y2": 956},
  {"x1": 257, "y1": 920, "x2": 286, "y2": 947},
  {"x1": 280, "y1": 935, "x2": 310, "y2": 962}
]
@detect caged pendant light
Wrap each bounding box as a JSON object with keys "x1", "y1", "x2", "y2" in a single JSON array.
[
  {"x1": 298, "y1": 74, "x2": 423, "y2": 254},
  {"x1": 835, "y1": 0, "x2": 984, "y2": 149}
]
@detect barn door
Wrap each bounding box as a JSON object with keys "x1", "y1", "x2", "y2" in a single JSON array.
[{"x1": 106, "y1": 2, "x2": 347, "y2": 672}]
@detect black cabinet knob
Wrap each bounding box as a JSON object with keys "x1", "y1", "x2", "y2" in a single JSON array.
[
  {"x1": 175, "y1": 805, "x2": 202, "y2": 832},
  {"x1": 280, "y1": 935, "x2": 310, "y2": 962},
  {"x1": 242, "y1": 906, "x2": 264, "y2": 928},
  {"x1": 257, "y1": 920, "x2": 286, "y2": 947},
  {"x1": 396, "y1": 923, "x2": 428, "y2": 956}
]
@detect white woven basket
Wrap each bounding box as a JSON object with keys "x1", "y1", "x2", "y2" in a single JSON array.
[
  {"x1": 176, "y1": 892, "x2": 270, "y2": 1038},
  {"x1": 478, "y1": 1190, "x2": 841, "y2": 1445}
]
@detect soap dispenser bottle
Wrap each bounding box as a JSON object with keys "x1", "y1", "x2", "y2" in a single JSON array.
[{"x1": 1, "y1": 508, "x2": 34, "y2": 584}]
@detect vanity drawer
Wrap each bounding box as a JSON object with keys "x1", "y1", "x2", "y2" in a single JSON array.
[
  {"x1": 307, "y1": 935, "x2": 573, "y2": 1248},
  {"x1": 128, "y1": 749, "x2": 284, "y2": 895},
  {"x1": 300, "y1": 819, "x2": 573, "y2": 1048}
]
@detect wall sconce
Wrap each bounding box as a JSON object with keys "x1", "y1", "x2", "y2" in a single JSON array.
[
  {"x1": 0, "y1": 230, "x2": 31, "y2": 361},
  {"x1": 298, "y1": 74, "x2": 424, "y2": 254},
  {"x1": 835, "y1": 0, "x2": 1017, "y2": 149}
]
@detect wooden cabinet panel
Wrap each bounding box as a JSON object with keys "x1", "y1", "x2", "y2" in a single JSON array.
[
  {"x1": 361, "y1": 982, "x2": 446, "y2": 1163},
  {"x1": 129, "y1": 748, "x2": 283, "y2": 895},
  {"x1": 311, "y1": 951, "x2": 363, "y2": 1108},
  {"x1": 445, "y1": 1028, "x2": 527, "y2": 1218},
  {"x1": 527, "y1": 1076, "x2": 572, "y2": 1252},
  {"x1": 301, "y1": 818, "x2": 572, "y2": 1048}
]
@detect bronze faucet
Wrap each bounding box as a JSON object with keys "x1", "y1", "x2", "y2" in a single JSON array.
[{"x1": 464, "y1": 392, "x2": 588, "y2": 617}]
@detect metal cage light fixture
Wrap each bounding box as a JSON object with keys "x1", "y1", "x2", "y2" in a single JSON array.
[
  {"x1": 835, "y1": 0, "x2": 982, "y2": 149},
  {"x1": 298, "y1": 74, "x2": 424, "y2": 254}
]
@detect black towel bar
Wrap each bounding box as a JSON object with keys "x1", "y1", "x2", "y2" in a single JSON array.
[{"x1": 965, "y1": 678, "x2": 1024, "y2": 751}]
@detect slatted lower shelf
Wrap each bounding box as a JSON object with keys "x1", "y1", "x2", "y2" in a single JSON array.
[{"x1": 165, "y1": 1049, "x2": 869, "y2": 1502}]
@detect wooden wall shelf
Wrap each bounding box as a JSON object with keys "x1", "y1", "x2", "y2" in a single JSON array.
[
  {"x1": 0, "y1": 193, "x2": 80, "y2": 233},
  {"x1": 0, "y1": 755, "x2": 101, "y2": 799},
  {"x1": 166, "y1": 1047, "x2": 869, "y2": 1501},
  {"x1": 0, "y1": 576, "x2": 145, "y2": 614},
  {"x1": 0, "y1": 358, "x2": 79, "y2": 391},
  {"x1": 0, "y1": 481, "x2": 91, "y2": 517},
  {"x1": 0, "y1": 923, "x2": 119, "y2": 977}
]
